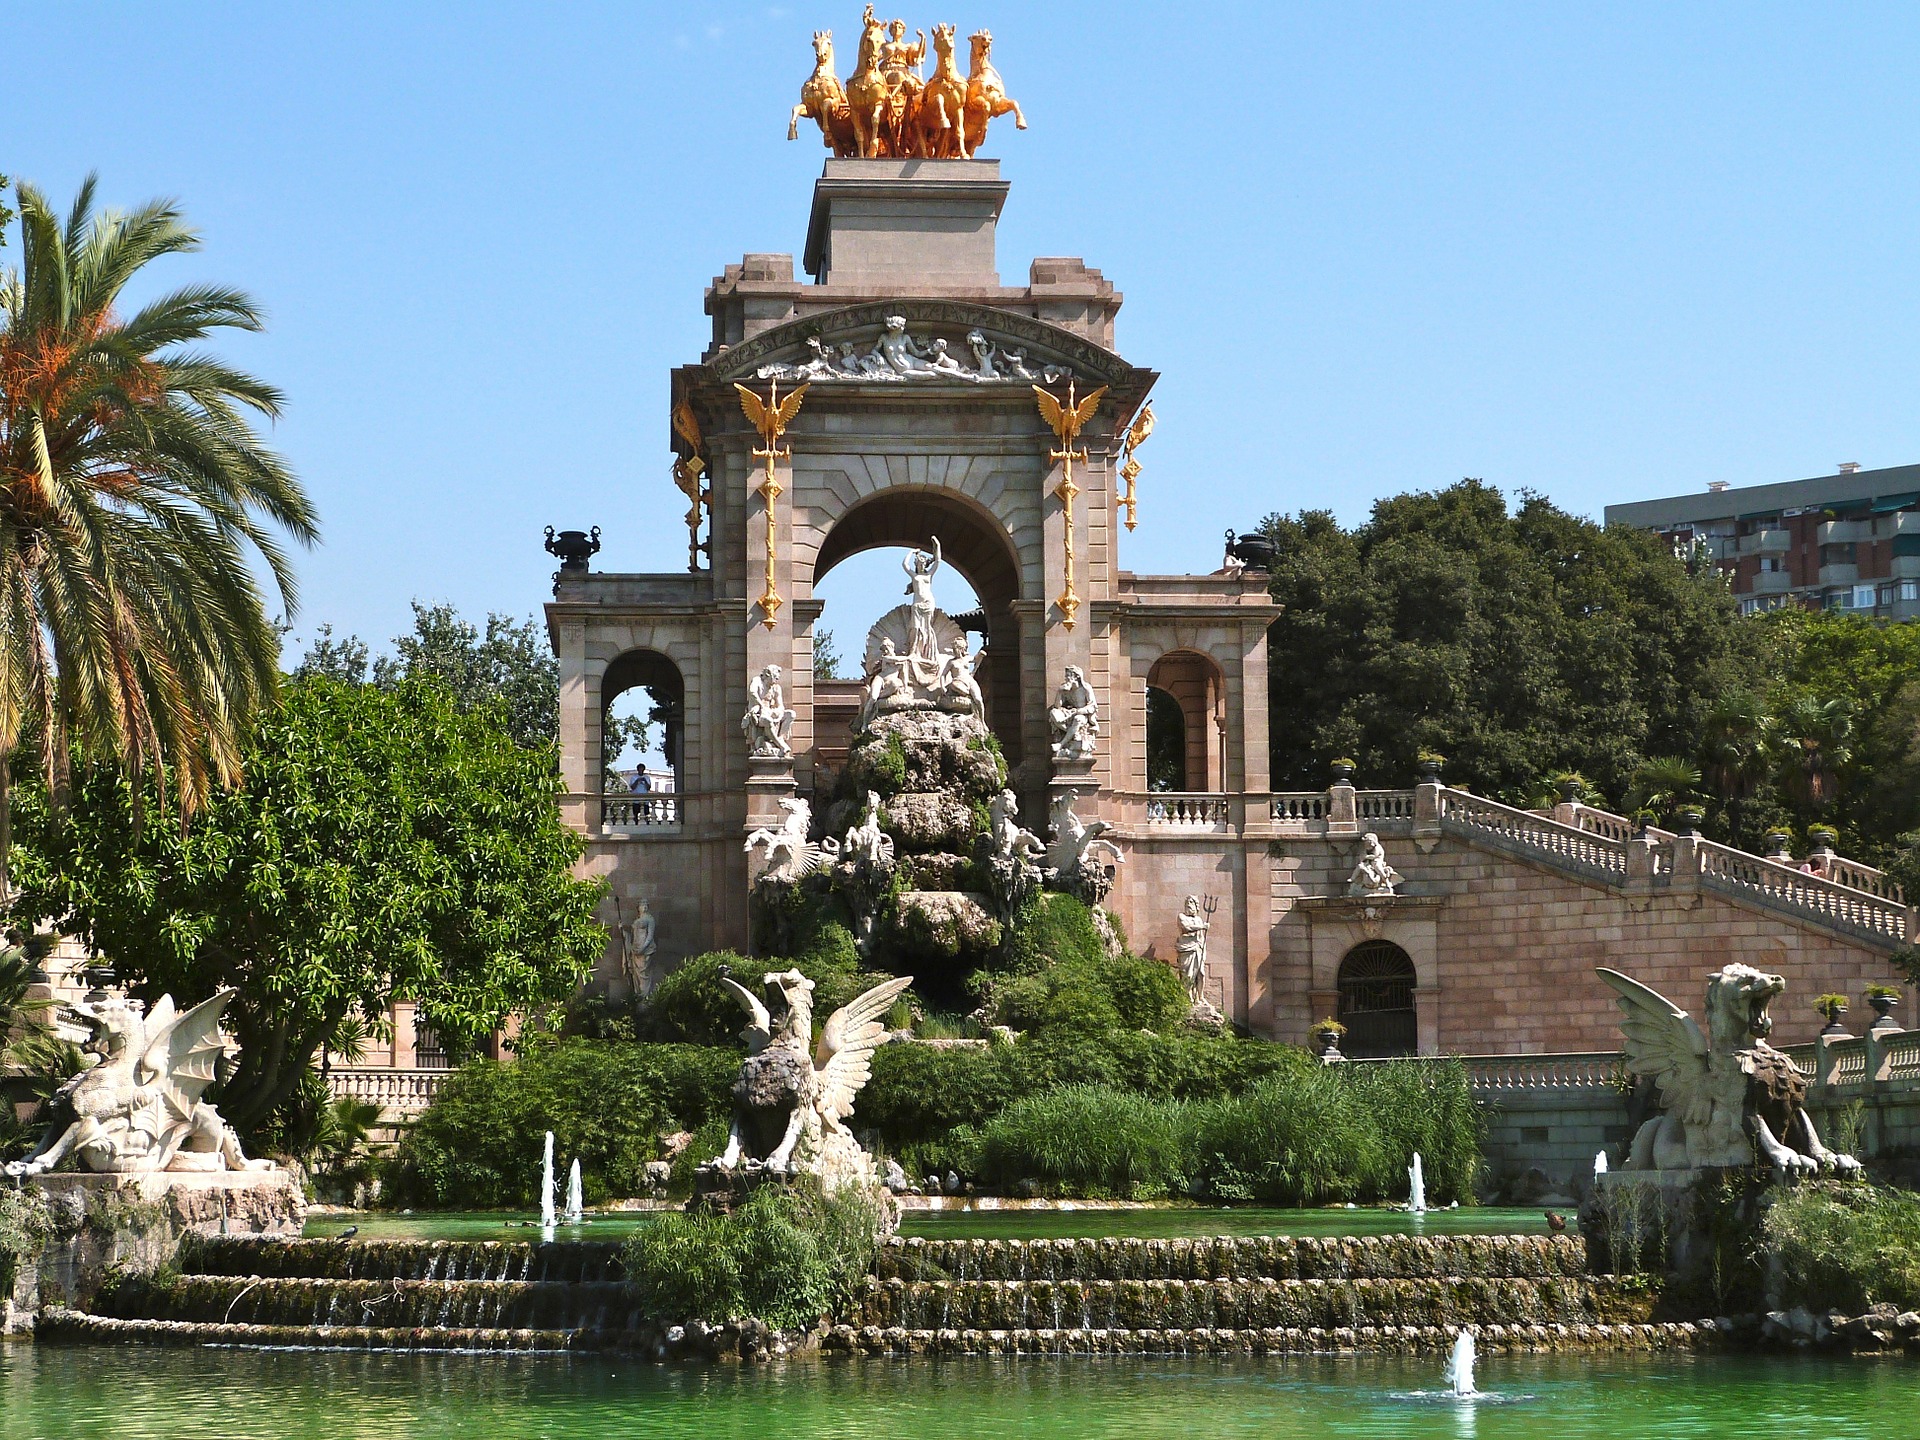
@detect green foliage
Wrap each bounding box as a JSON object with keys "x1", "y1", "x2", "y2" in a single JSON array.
[
  {"x1": 996, "y1": 893, "x2": 1107, "y2": 974},
  {"x1": 1145, "y1": 687, "x2": 1187, "y2": 791},
  {"x1": 619, "y1": 1178, "x2": 885, "y2": 1329},
  {"x1": 295, "y1": 602, "x2": 571, "y2": 754},
  {"x1": 394, "y1": 1039, "x2": 735, "y2": 1207},
  {"x1": 14, "y1": 676, "x2": 608, "y2": 1137},
  {"x1": 0, "y1": 1186, "x2": 52, "y2": 1294},
  {"x1": 814, "y1": 629, "x2": 843, "y2": 681},
  {"x1": 1762, "y1": 1184, "x2": 1920, "y2": 1313},
  {"x1": 641, "y1": 938, "x2": 881, "y2": 1049},
  {"x1": 1260, "y1": 481, "x2": 1761, "y2": 803},
  {"x1": 963, "y1": 1058, "x2": 1481, "y2": 1204},
  {"x1": 989, "y1": 949, "x2": 1188, "y2": 1033}
]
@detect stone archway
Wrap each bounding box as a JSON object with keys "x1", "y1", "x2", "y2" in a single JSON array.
[
  {"x1": 1337, "y1": 939, "x2": 1419, "y2": 1058},
  {"x1": 810, "y1": 485, "x2": 1027, "y2": 767}
]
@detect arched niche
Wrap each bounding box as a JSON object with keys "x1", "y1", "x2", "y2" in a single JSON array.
[
  {"x1": 1146, "y1": 649, "x2": 1226, "y2": 791},
  {"x1": 600, "y1": 648, "x2": 685, "y2": 826},
  {"x1": 810, "y1": 485, "x2": 1025, "y2": 764}
]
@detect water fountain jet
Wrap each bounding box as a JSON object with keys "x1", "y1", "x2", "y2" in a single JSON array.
[
  {"x1": 564, "y1": 1159, "x2": 584, "y2": 1225},
  {"x1": 1407, "y1": 1152, "x2": 1427, "y2": 1214},
  {"x1": 1443, "y1": 1327, "x2": 1477, "y2": 1397},
  {"x1": 539, "y1": 1131, "x2": 557, "y2": 1229}
]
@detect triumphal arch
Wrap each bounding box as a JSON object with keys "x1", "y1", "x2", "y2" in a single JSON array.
[{"x1": 545, "y1": 13, "x2": 1911, "y2": 1056}]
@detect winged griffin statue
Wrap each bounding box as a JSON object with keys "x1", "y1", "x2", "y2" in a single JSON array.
[
  {"x1": 1596, "y1": 963, "x2": 1860, "y2": 1178},
  {"x1": 6, "y1": 989, "x2": 272, "y2": 1177},
  {"x1": 702, "y1": 968, "x2": 912, "y2": 1193}
]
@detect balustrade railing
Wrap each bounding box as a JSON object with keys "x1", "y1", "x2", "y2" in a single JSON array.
[
  {"x1": 325, "y1": 1067, "x2": 446, "y2": 1117},
  {"x1": 1437, "y1": 790, "x2": 1629, "y2": 878},
  {"x1": 601, "y1": 794, "x2": 682, "y2": 832},
  {"x1": 1269, "y1": 792, "x2": 1329, "y2": 826},
  {"x1": 1825, "y1": 855, "x2": 1905, "y2": 905},
  {"x1": 1354, "y1": 790, "x2": 1415, "y2": 821},
  {"x1": 1884, "y1": 1031, "x2": 1920, "y2": 1084},
  {"x1": 1693, "y1": 839, "x2": 1909, "y2": 941},
  {"x1": 1461, "y1": 1052, "x2": 1626, "y2": 1093},
  {"x1": 1143, "y1": 793, "x2": 1231, "y2": 828}
]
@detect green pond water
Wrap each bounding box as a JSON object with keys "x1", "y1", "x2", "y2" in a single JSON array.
[
  {"x1": 1, "y1": 1345, "x2": 1901, "y2": 1439},
  {"x1": 306, "y1": 1206, "x2": 1570, "y2": 1243}
]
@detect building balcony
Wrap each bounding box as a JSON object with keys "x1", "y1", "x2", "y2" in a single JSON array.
[
  {"x1": 1738, "y1": 529, "x2": 1790, "y2": 555},
  {"x1": 600, "y1": 795, "x2": 683, "y2": 834},
  {"x1": 1748, "y1": 569, "x2": 1792, "y2": 594},
  {"x1": 1819, "y1": 563, "x2": 1859, "y2": 586},
  {"x1": 1894, "y1": 556, "x2": 1920, "y2": 580},
  {"x1": 1818, "y1": 519, "x2": 1872, "y2": 545},
  {"x1": 1885, "y1": 511, "x2": 1920, "y2": 538}
]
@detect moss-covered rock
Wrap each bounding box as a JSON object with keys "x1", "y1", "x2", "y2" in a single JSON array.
[{"x1": 894, "y1": 891, "x2": 1003, "y2": 962}]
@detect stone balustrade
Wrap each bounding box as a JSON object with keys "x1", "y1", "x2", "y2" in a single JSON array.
[
  {"x1": 1268, "y1": 792, "x2": 1329, "y2": 827},
  {"x1": 1458, "y1": 1052, "x2": 1627, "y2": 1093},
  {"x1": 1140, "y1": 793, "x2": 1231, "y2": 829},
  {"x1": 326, "y1": 1067, "x2": 447, "y2": 1118},
  {"x1": 1437, "y1": 790, "x2": 1630, "y2": 879},
  {"x1": 1690, "y1": 838, "x2": 1909, "y2": 942},
  {"x1": 599, "y1": 794, "x2": 682, "y2": 833}
]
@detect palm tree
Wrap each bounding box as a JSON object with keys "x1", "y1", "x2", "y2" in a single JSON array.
[
  {"x1": 0, "y1": 177, "x2": 316, "y2": 897},
  {"x1": 1770, "y1": 695, "x2": 1854, "y2": 820},
  {"x1": 1625, "y1": 755, "x2": 1704, "y2": 821},
  {"x1": 1698, "y1": 693, "x2": 1773, "y2": 847}
]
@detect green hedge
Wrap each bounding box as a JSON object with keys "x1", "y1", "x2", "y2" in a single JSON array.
[
  {"x1": 1762, "y1": 1184, "x2": 1920, "y2": 1313},
  {"x1": 393, "y1": 1040, "x2": 735, "y2": 1207}
]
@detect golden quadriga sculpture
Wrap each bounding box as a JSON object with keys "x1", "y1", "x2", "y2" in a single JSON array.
[{"x1": 790, "y1": 7, "x2": 1027, "y2": 159}]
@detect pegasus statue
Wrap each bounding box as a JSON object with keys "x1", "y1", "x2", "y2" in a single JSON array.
[
  {"x1": 1596, "y1": 962, "x2": 1861, "y2": 1178},
  {"x1": 703, "y1": 968, "x2": 912, "y2": 1192},
  {"x1": 6, "y1": 989, "x2": 272, "y2": 1177},
  {"x1": 744, "y1": 797, "x2": 839, "y2": 885}
]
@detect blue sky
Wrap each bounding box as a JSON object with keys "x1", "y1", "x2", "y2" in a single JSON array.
[{"x1": 11, "y1": 2, "x2": 1920, "y2": 656}]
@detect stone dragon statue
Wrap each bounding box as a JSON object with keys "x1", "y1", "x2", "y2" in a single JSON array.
[
  {"x1": 1596, "y1": 962, "x2": 1861, "y2": 1178},
  {"x1": 6, "y1": 989, "x2": 272, "y2": 1177},
  {"x1": 703, "y1": 968, "x2": 913, "y2": 1193}
]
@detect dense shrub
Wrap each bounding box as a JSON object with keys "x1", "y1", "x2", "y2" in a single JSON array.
[
  {"x1": 907, "y1": 1056, "x2": 1479, "y2": 1204},
  {"x1": 977, "y1": 1086, "x2": 1191, "y2": 1198},
  {"x1": 620, "y1": 1179, "x2": 885, "y2": 1329},
  {"x1": 641, "y1": 937, "x2": 880, "y2": 1048},
  {"x1": 394, "y1": 1040, "x2": 735, "y2": 1207},
  {"x1": 0, "y1": 1187, "x2": 53, "y2": 1294},
  {"x1": 1762, "y1": 1184, "x2": 1920, "y2": 1313},
  {"x1": 996, "y1": 893, "x2": 1109, "y2": 975}
]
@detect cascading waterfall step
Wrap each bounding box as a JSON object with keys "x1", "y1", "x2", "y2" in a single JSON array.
[
  {"x1": 821, "y1": 1320, "x2": 1716, "y2": 1357},
  {"x1": 179, "y1": 1236, "x2": 626, "y2": 1283},
  {"x1": 90, "y1": 1275, "x2": 644, "y2": 1332},
  {"x1": 37, "y1": 1309, "x2": 589, "y2": 1352}
]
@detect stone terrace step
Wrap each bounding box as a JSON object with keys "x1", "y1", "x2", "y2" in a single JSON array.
[
  {"x1": 874, "y1": 1233, "x2": 1588, "y2": 1283},
  {"x1": 824, "y1": 1320, "x2": 1715, "y2": 1356},
  {"x1": 93, "y1": 1275, "x2": 640, "y2": 1332},
  {"x1": 39, "y1": 1309, "x2": 588, "y2": 1352},
  {"x1": 180, "y1": 1236, "x2": 625, "y2": 1283}
]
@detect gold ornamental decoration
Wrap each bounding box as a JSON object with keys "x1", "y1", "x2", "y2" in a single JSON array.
[
  {"x1": 671, "y1": 396, "x2": 709, "y2": 571},
  {"x1": 1034, "y1": 381, "x2": 1107, "y2": 632},
  {"x1": 789, "y1": 8, "x2": 1027, "y2": 160},
  {"x1": 1116, "y1": 402, "x2": 1155, "y2": 533},
  {"x1": 736, "y1": 381, "x2": 809, "y2": 629}
]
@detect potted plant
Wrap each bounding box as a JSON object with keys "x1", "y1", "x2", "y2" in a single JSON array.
[
  {"x1": 1631, "y1": 808, "x2": 1659, "y2": 836},
  {"x1": 1815, "y1": 993, "x2": 1850, "y2": 1035},
  {"x1": 1414, "y1": 750, "x2": 1445, "y2": 783},
  {"x1": 1550, "y1": 770, "x2": 1590, "y2": 806},
  {"x1": 1806, "y1": 824, "x2": 1840, "y2": 855},
  {"x1": 1674, "y1": 805, "x2": 1706, "y2": 835},
  {"x1": 1329, "y1": 758, "x2": 1357, "y2": 785},
  {"x1": 1310, "y1": 1017, "x2": 1347, "y2": 1061},
  {"x1": 1866, "y1": 983, "x2": 1902, "y2": 1028},
  {"x1": 1762, "y1": 828, "x2": 1793, "y2": 858}
]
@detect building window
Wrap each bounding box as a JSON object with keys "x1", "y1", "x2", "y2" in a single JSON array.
[
  {"x1": 1758, "y1": 556, "x2": 1784, "y2": 573},
  {"x1": 1854, "y1": 584, "x2": 1878, "y2": 611},
  {"x1": 1336, "y1": 940, "x2": 1418, "y2": 1058}
]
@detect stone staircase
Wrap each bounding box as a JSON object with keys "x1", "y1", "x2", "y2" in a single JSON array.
[{"x1": 35, "y1": 1230, "x2": 1720, "y2": 1358}]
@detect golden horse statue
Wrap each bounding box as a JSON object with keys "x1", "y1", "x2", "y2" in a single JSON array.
[
  {"x1": 789, "y1": 9, "x2": 1028, "y2": 160},
  {"x1": 789, "y1": 30, "x2": 856, "y2": 153},
  {"x1": 963, "y1": 29, "x2": 1026, "y2": 155},
  {"x1": 913, "y1": 23, "x2": 969, "y2": 158}
]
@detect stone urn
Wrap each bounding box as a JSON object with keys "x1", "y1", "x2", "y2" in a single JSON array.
[
  {"x1": 1556, "y1": 778, "x2": 1583, "y2": 805},
  {"x1": 1415, "y1": 755, "x2": 1444, "y2": 784},
  {"x1": 1763, "y1": 830, "x2": 1793, "y2": 861},
  {"x1": 1329, "y1": 760, "x2": 1357, "y2": 786},
  {"x1": 1869, "y1": 991, "x2": 1901, "y2": 1029},
  {"x1": 1818, "y1": 1000, "x2": 1849, "y2": 1037},
  {"x1": 1311, "y1": 1024, "x2": 1346, "y2": 1063},
  {"x1": 1674, "y1": 807, "x2": 1706, "y2": 835},
  {"x1": 544, "y1": 525, "x2": 602, "y2": 575}
]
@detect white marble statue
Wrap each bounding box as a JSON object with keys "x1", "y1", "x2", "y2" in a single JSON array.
[
  {"x1": 989, "y1": 788, "x2": 1048, "y2": 867},
  {"x1": 744, "y1": 797, "x2": 838, "y2": 883},
  {"x1": 870, "y1": 314, "x2": 941, "y2": 378},
  {"x1": 1176, "y1": 895, "x2": 1212, "y2": 1004},
  {"x1": 704, "y1": 968, "x2": 914, "y2": 1192},
  {"x1": 6, "y1": 989, "x2": 272, "y2": 1177},
  {"x1": 1347, "y1": 832, "x2": 1404, "y2": 898},
  {"x1": 841, "y1": 791, "x2": 896, "y2": 868},
  {"x1": 1596, "y1": 963, "x2": 1861, "y2": 1178},
  {"x1": 622, "y1": 898, "x2": 658, "y2": 997},
  {"x1": 1047, "y1": 666, "x2": 1099, "y2": 762},
  {"x1": 902, "y1": 538, "x2": 943, "y2": 664},
  {"x1": 742, "y1": 664, "x2": 797, "y2": 759},
  {"x1": 1047, "y1": 793, "x2": 1124, "y2": 874},
  {"x1": 935, "y1": 636, "x2": 985, "y2": 719},
  {"x1": 854, "y1": 638, "x2": 911, "y2": 731}
]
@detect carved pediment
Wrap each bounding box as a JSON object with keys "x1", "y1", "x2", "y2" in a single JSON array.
[{"x1": 709, "y1": 300, "x2": 1132, "y2": 389}]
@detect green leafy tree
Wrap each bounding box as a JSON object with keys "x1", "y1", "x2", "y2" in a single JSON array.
[
  {"x1": 0, "y1": 177, "x2": 316, "y2": 898},
  {"x1": 13, "y1": 676, "x2": 606, "y2": 1136},
  {"x1": 814, "y1": 628, "x2": 843, "y2": 681},
  {"x1": 1260, "y1": 481, "x2": 1763, "y2": 801}
]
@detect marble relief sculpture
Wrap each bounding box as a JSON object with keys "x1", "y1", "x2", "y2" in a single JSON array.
[
  {"x1": 1047, "y1": 794, "x2": 1124, "y2": 906},
  {"x1": 1347, "y1": 832, "x2": 1404, "y2": 898},
  {"x1": 1176, "y1": 895, "x2": 1212, "y2": 1004},
  {"x1": 841, "y1": 791, "x2": 896, "y2": 868},
  {"x1": 1596, "y1": 962, "x2": 1861, "y2": 1178},
  {"x1": 7, "y1": 990, "x2": 272, "y2": 1177},
  {"x1": 704, "y1": 967, "x2": 914, "y2": 1192},
  {"x1": 755, "y1": 314, "x2": 1069, "y2": 386},
  {"x1": 1047, "y1": 665, "x2": 1099, "y2": 762},
  {"x1": 743, "y1": 664, "x2": 797, "y2": 759}
]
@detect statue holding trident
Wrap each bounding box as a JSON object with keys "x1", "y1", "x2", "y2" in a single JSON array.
[{"x1": 902, "y1": 536, "x2": 943, "y2": 670}]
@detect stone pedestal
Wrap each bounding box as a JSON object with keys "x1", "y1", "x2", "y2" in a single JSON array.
[
  {"x1": 744, "y1": 756, "x2": 798, "y2": 840},
  {"x1": 804, "y1": 159, "x2": 1009, "y2": 286}
]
